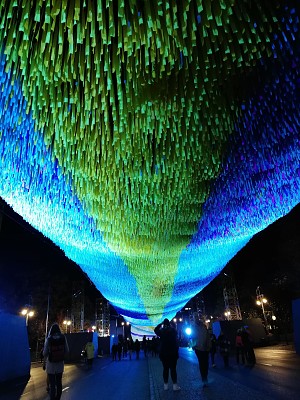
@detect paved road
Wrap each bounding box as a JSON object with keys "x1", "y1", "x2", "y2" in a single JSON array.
[{"x1": 1, "y1": 344, "x2": 299, "y2": 400}]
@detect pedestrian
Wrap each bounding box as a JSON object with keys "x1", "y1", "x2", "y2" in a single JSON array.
[
  {"x1": 134, "y1": 339, "x2": 141, "y2": 360},
  {"x1": 142, "y1": 335, "x2": 148, "y2": 357},
  {"x1": 191, "y1": 317, "x2": 211, "y2": 388},
  {"x1": 123, "y1": 339, "x2": 128, "y2": 358},
  {"x1": 218, "y1": 331, "x2": 231, "y2": 367},
  {"x1": 43, "y1": 323, "x2": 69, "y2": 400},
  {"x1": 151, "y1": 336, "x2": 159, "y2": 357},
  {"x1": 154, "y1": 318, "x2": 181, "y2": 392},
  {"x1": 84, "y1": 339, "x2": 95, "y2": 369},
  {"x1": 241, "y1": 326, "x2": 256, "y2": 366},
  {"x1": 111, "y1": 343, "x2": 118, "y2": 361},
  {"x1": 117, "y1": 341, "x2": 123, "y2": 361},
  {"x1": 127, "y1": 338, "x2": 133, "y2": 360},
  {"x1": 235, "y1": 329, "x2": 245, "y2": 365},
  {"x1": 210, "y1": 333, "x2": 217, "y2": 367}
]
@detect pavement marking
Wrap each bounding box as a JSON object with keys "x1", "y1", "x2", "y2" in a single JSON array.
[{"x1": 62, "y1": 386, "x2": 70, "y2": 392}]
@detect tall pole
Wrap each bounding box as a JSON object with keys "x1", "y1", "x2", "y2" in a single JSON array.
[
  {"x1": 256, "y1": 286, "x2": 268, "y2": 331},
  {"x1": 45, "y1": 287, "x2": 50, "y2": 338}
]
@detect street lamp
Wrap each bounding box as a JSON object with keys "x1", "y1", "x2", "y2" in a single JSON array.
[
  {"x1": 256, "y1": 286, "x2": 268, "y2": 330},
  {"x1": 224, "y1": 311, "x2": 231, "y2": 321},
  {"x1": 63, "y1": 319, "x2": 71, "y2": 333},
  {"x1": 21, "y1": 308, "x2": 35, "y2": 326}
]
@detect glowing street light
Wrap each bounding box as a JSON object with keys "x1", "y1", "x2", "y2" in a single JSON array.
[
  {"x1": 63, "y1": 319, "x2": 71, "y2": 333},
  {"x1": 21, "y1": 308, "x2": 35, "y2": 326},
  {"x1": 224, "y1": 311, "x2": 231, "y2": 321},
  {"x1": 256, "y1": 286, "x2": 268, "y2": 330}
]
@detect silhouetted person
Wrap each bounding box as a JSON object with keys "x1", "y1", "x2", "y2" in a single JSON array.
[
  {"x1": 235, "y1": 329, "x2": 245, "y2": 365},
  {"x1": 210, "y1": 333, "x2": 217, "y2": 367},
  {"x1": 218, "y1": 331, "x2": 231, "y2": 367},
  {"x1": 135, "y1": 339, "x2": 141, "y2": 359},
  {"x1": 117, "y1": 341, "x2": 122, "y2": 361},
  {"x1": 142, "y1": 335, "x2": 148, "y2": 357},
  {"x1": 192, "y1": 318, "x2": 211, "y2": 388},
  {"x1": 241, "y1": 326, "x2": 256, "y2": 365},
  {"x1": 154, "y1": 318, "x2": 181, "y2": 391},
  {"x1": 127, "y1": 338, "x2": 134, "y2": 360},
  {"x1": 43, "y1": 323, "x2": 69, "y2": 400},
  {"x1": 111, "y1": 343, "x2": 118, "y2": 361}
]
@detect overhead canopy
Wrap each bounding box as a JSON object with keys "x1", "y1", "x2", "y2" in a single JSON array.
[{"x1": 0, "y1": 0, "x2": 299, "y2": 335}]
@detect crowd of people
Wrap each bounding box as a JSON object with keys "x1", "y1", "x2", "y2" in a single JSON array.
[
  {"x1": 40, "y1": 318, "x2": 257, "y2": 397},
  {"x1": 111, "y1": 335, "x2": 160, "y2": 361},
  {"x1": 190, "y1": 318, "x2": 257, "y2": 388}
]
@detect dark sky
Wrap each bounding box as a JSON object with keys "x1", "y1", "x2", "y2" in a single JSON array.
[
  {"x1": 0, "y1": 198, "x2": 299, "y2": 317},
  {"x1": 0, "y1": 199, "x2": 100, "y2": 316}
]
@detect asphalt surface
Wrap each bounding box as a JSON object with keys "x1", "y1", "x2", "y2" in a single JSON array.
[{"x1": 0, "y1": 344, "x2": 299, "y2": 400}]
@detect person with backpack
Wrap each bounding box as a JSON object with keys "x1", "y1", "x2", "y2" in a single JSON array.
[{"x1": 43, "y1": 323, "x2": 69, "y2": 400}]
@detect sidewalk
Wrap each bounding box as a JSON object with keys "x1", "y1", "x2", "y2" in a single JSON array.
[{"x1": 148, "y1": 354, "x2": 273, "y2": 400}]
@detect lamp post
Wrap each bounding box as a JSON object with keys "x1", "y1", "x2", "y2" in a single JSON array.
[
  {"x1": 224, "y1": 311, "x2": 231, "y2": 321},
  {"x1": 63, "y1": 319, "x2": 71, "y2": 333},
  {"x1": 256, "y1": 286, "x2": 268, "y2": 330},
  {"x1": 21, "y1": 307, "x2": 35, "y2": 326}
]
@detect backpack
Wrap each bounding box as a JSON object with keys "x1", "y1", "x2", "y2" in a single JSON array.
[{"x1": 48, "y1": 334, "x2": 65, "y2": 362}]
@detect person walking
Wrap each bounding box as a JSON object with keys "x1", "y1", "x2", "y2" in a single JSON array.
[
  {"x1": 142, "y1": 335, "x2": 148, "y2": 358},
  {"x1": 191, "y1": 318, "x2": 211, "y2": 388},
  {"x1": 127, "y1": 338, "x2": 134, "y2": 360},
  {"x1": 111, "y1": 343, "x2": 118, "y2": 361},
  {"x1": 210, "y1": 333, "x2": 217, "y2": 367},
  {"x1": 235, "y1": 329, "x2": 245, "y2": 365},
  {"x1": 218, "y1": 331, "x2": 231, "y2": 367},
  {"x1": 241, "y1": 326, "x2": 256, "y2": 366},
  {"x1": 43, "y1": 323, "x2": 69, "y2": 400},
  {"x1": 84, "y1": 339, "x2": 95, "y2": 369},
  {"x1": 134, "y1": 339, "x2": 141, "y2": 360},
  {"x1": 154, "y1": 318, "x2": 181, "y2": 392},
  {"x1": 117, "y1": 341, "x2": 123, "y2": 361}
]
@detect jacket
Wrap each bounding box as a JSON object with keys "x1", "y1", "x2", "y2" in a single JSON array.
[
  {"x1": 192, "y1": 322, "x2": 211, "y2": 352},
  {"x1": 154, "y1": 323, "x2": 179, "y2": 359}
]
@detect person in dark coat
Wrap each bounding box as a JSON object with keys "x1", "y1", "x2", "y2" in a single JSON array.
[
  {"x1": 235, "y1": 329, "x2": 245, "y2": 365},
  {"x1": 154, "y1": 318, "x2": 181, "y2": 392},
  {"x1": 111, "y1": 343, "x2": 118, "y2": 361},
  {"x1": 218, "y1": 331, "x2": 231, "y2": 367},
  {"x1": 241, "y1": 326, "x2": 256, "y2": 365},
  {"x1": 134, "y1": 339, "x2": 141, "y2": 359},
  {"x1": 210, "y1": 333, "x2": 217, "y2": 367}
]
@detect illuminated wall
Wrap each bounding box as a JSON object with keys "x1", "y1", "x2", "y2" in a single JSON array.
[{"x1": 0, "y1": 1, "x2": 299, "y2": 335}]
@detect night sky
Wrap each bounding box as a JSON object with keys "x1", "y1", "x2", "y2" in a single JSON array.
[{"x1": 0, "y1": 198, "x2": 299, "y2": 318}]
